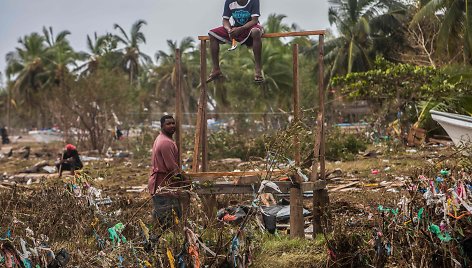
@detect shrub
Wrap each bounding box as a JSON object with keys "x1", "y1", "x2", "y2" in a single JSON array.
[
  {"x1": 208, "y1": 130, "x2": 266, "y2": 161},
  {"x1": 326, "y1": 128, "x2": 367, "y2": 161}
]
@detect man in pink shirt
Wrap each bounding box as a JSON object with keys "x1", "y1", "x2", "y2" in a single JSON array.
[
  {"x1": 149, "y1": 115, "x2": 186, "y2": 229},
  {"x1": 148, "y1": 115, "x2": 179, "y2": 194}
]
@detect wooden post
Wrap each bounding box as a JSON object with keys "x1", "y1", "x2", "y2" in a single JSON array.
[
  {"x1": 319, "y1": 35, "x2": 330, "y2": 232},
  {"x1": 175, "y1": 49, "x2": 183, "y2": 168},
  {"x1": 290, "y1": 44, "x2": 304, "y2": 238},
  {"x1": 202, "y1": 95, "x2": 208, "y2": 171},
  {"x1": 193, "y1": 40, "x2": 216, "y2": 218},
  {"x1": 312, "y1": 34, "x2": 329, "y2": 237},
  {"x1": 319, "y1": 37, "x2": 326, "y2": 182},
  {"x1": 192, "y1": 40, "x2": 208, "y2": 172}
]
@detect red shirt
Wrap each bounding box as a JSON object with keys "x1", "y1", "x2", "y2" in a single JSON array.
[{"x1": 148, "y1": 133, "x2": 179, "y2": 194}]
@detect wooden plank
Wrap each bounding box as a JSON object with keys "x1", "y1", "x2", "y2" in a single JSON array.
[
  {"x1": 189, "y1": 175, "x2": 258, "y2": 183},
  {"x1": 185, "y1": 170, "x2": 288, "y2": 179},
  {"x1": 198, "y1": 30, "x2": 326, "y2": 41},
  {"x1": 428, "y1": 138, "x2": 453, "y2": 146},
  {"x1": 195, "y1": 181, "x2": 324, "y2": 195},
  {"x1": 7, "y1": 173, "x2": 58, "y2": 180},
  {"x1": 329, "y1": 181, "x2": 360, "y2": 192}
]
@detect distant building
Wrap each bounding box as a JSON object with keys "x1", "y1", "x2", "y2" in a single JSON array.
[{"x1": 334, "y1": 99, "x2": 372, "y2": 123}]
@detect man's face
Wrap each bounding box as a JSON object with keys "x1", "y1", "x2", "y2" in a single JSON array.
[{"x1": 162, "y1": 118, "x2": 176, "y2": 136}]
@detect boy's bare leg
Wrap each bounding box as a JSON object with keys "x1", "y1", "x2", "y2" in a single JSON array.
[
  {"x1": 251, "y1": 29, "x2": 263, "y2": 78},
  {"x1": 209, "y1": 35, "x2": 222, "y2": 76}
]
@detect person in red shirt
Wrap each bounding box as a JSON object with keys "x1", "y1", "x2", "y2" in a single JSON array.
[
  {"x1": 56, "y1": 144, "x2": 83, "y2": 177},
  {"x1": 148, "y1": 115, "x2": 180, "y2": 194},
  {"x1": 148, "y1": 115, "x2": 185, "y2": 228}
]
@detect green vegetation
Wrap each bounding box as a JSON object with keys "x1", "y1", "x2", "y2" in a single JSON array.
[
  {"x1": 326, "y1": 128, "x2": 368, "y2": 161},
  {"x1": 252, "y1": 234, "x2": 326, "y2": 267},
  {"x1": 1, "y1": 0, "x2": 472, "y2": 151}
]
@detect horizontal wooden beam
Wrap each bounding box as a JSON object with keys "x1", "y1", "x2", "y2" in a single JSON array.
[
  {"x1": 198, "y1": 30, "x2": 325, "y2": 41},
  {"x1": 185, "y1": 170, "x2": 288, "y2": 179},
  {"x1": 194, "y1": 180, "x2": 326, "y2": 195}
]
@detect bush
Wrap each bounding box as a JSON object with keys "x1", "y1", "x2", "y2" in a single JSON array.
[
  {"x1": 208, "y1": 126, "x2": 368, "y2": 163},
  {"x1": 326, "y1": 128, "x2": 367, "y2": 161},
  {"x1": 208, "y1": 130, "x2": 266, "y2": 161}
]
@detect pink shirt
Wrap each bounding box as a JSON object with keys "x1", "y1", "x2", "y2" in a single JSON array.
[{"x1": 148, "y1": 133, "x2": 179, "y2": 194}]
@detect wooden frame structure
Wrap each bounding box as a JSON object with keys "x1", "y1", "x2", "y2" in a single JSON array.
[{"x1": 174, "y1": 30, "x2": 329, "y2": 237}]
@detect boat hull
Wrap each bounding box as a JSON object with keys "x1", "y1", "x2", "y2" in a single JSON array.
[
  {"x1": 28, "y1": 130, "x2": 64, "y2": 143},
  {"x1": 430, "y1": 110, "x2": 472, "y2": 147}
]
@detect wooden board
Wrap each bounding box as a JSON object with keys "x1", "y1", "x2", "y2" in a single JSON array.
[
  {"x1": 198, "y1": 30, "x2": 326, "y2": 41},
  {"x1": 329, "y1": 181, "x2": 360, "y2": 192},
  {"x1": 194, "y1": 181, "x2": 326, "y2": 195},
  {"x1": 185, "y1": 170, "x2": 288, "y2": 180}
]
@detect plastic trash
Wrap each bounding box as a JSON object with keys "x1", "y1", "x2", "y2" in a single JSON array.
[
  {"x1": 42, "y1": 166, "x2": 56, "y2": 174},
  {"x1": 258, "y1": 180, "x2": 282, "y2": 194},
  {"x1": 429, "y1": 224, "x2": 452, "y2": 242}
]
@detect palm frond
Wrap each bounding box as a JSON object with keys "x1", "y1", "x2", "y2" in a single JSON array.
[
  {"x1": 113, "y1": 23, "x2": 130, "y2": 44},
  {"x1": 411, "y1": 0, "x2": 445, "y2": 25},
  {"x1": 436, "y1": 0, "x2": 464, "y2": 52}
]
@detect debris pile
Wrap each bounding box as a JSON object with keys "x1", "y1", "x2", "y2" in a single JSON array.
[{"x1": 326, "y1": 168, "x2": 472, "y2": 267}]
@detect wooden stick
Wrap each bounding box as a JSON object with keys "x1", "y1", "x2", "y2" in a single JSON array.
[
  {"x1": 329, "y1": 181, "x2": 360, "y2": 192},
  {"x1": 192, "y1": 40, "x2": 207, "y2": 172},
  {"x1": 175, "y1": 49, "x2": 183, "y2": 168},
  {"x1": 58, "y1": 151, "x2": 65, "y2": 178},
  {"x1": 319, "y1": 34, "x2": 326, "y2": 181}
]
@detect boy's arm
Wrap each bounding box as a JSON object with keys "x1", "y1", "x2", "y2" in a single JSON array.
[
  {"x1": 223, "y1": 18, "x2": 232, "y2": 32},
  {"x1": 230, "y1": 17, "x2": 259, "y2": 37},
  {"x1": 241, "y1": 16, "x2": 259, "y2": 30}
]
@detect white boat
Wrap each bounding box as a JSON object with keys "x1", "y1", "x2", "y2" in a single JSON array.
[
  {"x1": 430, "y1": 110, "x2": 472, "y2": 147},
  {"x1": 28, "y1": 129, "x2": 64, "y2": 143}
]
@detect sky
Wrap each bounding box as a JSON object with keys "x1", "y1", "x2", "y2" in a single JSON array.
[{"x1": 0, "y1": 0, "x2": 331, "y2": 81}]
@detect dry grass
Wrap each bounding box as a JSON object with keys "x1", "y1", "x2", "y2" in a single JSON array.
[{"x1": 1, "y1": 140, "x2": 467, "y2": 267}]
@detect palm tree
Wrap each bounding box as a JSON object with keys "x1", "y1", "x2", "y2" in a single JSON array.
[
  {"x1": 412, "y1": 0, "x2": 472, "y2": 64},
  {"x1": 370, "y1": 3, "x2": 409, "y2": 61},
  {"x1": 5, "y1": 33, "x2": 48, "y2": 107},
  {"x1": 306, "y1": 0, "x2": 406, "y2": 80},
  {"x1": 327, "y1": 0, "x2": 375, "y2": 75},
  {"x1": 153, "y1": 37, "x2": 199, "y2": 123},
  {"x1": 42, "y1": 26, "x2": 79, "y2": 87},
  {"x1": 77, "y1": 32, "x2": 120, "y2": 75},
  {"x1": 113, "y1": 20, "x2": 152, "y2": 83}
]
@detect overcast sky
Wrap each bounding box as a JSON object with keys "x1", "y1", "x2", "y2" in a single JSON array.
[{"x1": 0, "y1": 0, "x2": 331, "y2": 79}]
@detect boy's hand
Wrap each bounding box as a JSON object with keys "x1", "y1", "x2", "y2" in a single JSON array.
[{"x1": 229, "y1": 27, "x2": 244, "y2": 39}]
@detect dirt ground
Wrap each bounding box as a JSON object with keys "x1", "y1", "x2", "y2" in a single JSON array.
[{"x1": 0, "y1": 139, "x2": 470, "y2": 267}]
